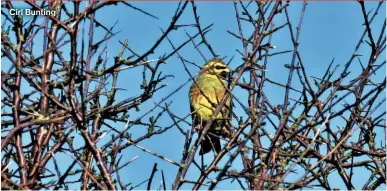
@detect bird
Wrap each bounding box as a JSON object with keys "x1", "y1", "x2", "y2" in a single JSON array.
[{"x1": 189, "y1": 57, "x2": 232, "y2": 155}]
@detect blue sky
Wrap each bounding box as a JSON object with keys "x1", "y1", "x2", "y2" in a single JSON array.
[
  {"x1": 1, "y1": 1, "x2": 386, "y2": 190},
  {"x1": 93, "y1": 2, "x2": 385, "y2": 190}
]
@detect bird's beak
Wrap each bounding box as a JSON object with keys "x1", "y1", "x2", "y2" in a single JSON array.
[
  {"x1": 223, "y1": 67, "x2": 231, "y2": 73},
  {"x1": 220, "y1": 67, "x2": 231, "y2": 79}
]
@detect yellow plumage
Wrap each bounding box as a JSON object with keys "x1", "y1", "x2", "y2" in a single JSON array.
[{"x1": 189, "y1": 58, "x2": 232, "y2": 155}]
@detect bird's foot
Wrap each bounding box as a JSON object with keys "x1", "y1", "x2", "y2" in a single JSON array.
[
  {"x1": 221, "y1": 127, "x2": 232, "y2": 137},
  {"x1": 194, "y1": 124, "x2": 202, "y2": 132}
]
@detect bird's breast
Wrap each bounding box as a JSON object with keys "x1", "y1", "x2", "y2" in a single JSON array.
[{"x1": 190, "y1": 75, "x2": 228, "y2": 121}]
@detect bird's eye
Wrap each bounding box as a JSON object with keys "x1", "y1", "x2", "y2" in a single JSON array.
[{"x1": 215, "y1": 65, "x2": 226, "y2": 70}]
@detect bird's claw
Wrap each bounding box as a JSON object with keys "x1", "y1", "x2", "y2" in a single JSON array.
[
  {"x1": 194, "y1": 124, "x2": 202, "y2": 132},
  {"x1": 221, "y1": 127, "x2": 232, "y2": 137}
]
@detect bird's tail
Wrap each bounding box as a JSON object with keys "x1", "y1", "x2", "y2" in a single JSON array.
[{"x1": 199, "y1": 134, "x2": 221, "y2": 155}]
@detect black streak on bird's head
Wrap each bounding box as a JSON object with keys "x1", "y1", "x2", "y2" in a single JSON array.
[{"x1": 201, "y1": 58, "x2": 231, "y2": 79}]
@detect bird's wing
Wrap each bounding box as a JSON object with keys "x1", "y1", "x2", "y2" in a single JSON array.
[
  {"x1": 190, "y1": 103, "x2": 198, "y2": 126},
  {"x1": 223, "y1": 93, "x2": 233, "y2": 137},
  {"x1": 189, "y1": 83, "x2": 199, "y2": 127}
]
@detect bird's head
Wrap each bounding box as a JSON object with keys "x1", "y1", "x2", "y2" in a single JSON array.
[{"x1": 201, "y1": 58, "x2": 231, "y2": 79}]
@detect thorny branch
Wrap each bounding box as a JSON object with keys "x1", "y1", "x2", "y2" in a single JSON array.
[{"x1": 1, "y1": 1, "x2": 385, "y2": 190}]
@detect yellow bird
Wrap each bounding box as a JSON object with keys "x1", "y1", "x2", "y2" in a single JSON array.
[{"x1": 189, "y1": 58, "x2": 232, "y2": 155}]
